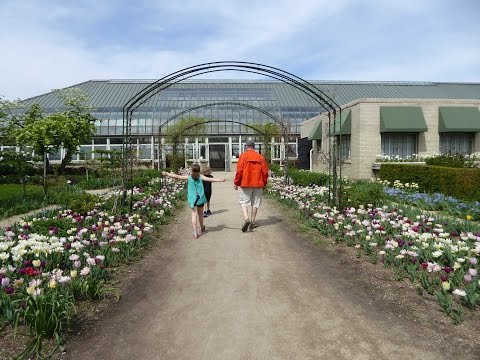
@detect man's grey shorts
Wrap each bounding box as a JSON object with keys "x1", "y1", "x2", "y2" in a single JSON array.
[{"x1": 239, "y1": 187, "x2": 263, "y2": 208}]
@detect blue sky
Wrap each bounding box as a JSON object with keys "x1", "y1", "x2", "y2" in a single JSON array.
[{"x1": 1, "y1": 0, "x2": 479, "y2": 99}]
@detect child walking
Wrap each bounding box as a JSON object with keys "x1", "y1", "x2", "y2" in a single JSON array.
[
  {"x1": 202, "y1": 167, "x2": 214, "y2": 217},
  {"x1": 162, "y1": 164, "x2": 225, "y2": 239}
]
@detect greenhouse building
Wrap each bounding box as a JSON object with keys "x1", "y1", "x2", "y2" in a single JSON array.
[{"x1": 4, "y1": 79, "x2": 480, "y2": 174}]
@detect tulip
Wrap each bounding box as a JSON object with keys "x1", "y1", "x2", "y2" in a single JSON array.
[
  {"x1": 468, "y1": 268, "x2": 478, "y2": 277},
  {"x1": 1, "y1": 277, "x2": 10, "y2": 287},
  {"x1": 442, "y1": 281, "x2": 451, "y2": 291},
  {"x1": 5, "y1": 286, "x2": 14, "y2": 295}
]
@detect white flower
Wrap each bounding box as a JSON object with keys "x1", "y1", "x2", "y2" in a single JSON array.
[
  {"x1": 80, "y1": 267, "x2": 91, "y2": 276},
  {"x1": 452, "y1": 289, "x2": 467, "y2": 297}
]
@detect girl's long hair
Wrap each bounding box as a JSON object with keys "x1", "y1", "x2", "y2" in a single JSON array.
[{"x1": 191, "y1": 164, "x2": 201, "y2": 180}]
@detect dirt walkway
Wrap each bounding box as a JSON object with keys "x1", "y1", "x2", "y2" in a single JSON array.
[{"x1": 62, "y1": 174, "x2": 479, "y2": 360}]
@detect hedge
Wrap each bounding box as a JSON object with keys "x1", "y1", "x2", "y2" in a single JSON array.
[{"x1": 378, "y1": 163, "x2": 480, "y2": 201}]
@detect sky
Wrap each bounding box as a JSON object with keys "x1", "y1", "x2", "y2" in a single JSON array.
[{"x1": 1, "y1": 0, "x2": 479, "y2": 100}]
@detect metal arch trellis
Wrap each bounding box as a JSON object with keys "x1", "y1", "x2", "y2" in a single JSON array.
[
  {"x1": 156, "y1": 101, "x2": 287, "y2": 173},
  {"x1": 122, "y1": 61, "x2": 344, "y2": 207}
]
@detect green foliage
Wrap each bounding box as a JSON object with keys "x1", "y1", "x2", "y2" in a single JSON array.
[
  {"x1": 0, "y1": 184, "x2": 46, "y2": 219},
  {"x1": 288, "y1": 169, "x2": 329, "y2": 186},
  {"x1": 378, "y1": 164, "x2": 480, "y2": 201},
  {"x1": 0, "y1": 96, "x2": 24, "y2": 144},
  {"x1": 12, "y1": 88, "x2": 96, "y2": 173},
  {"x1": 166, "y1": 153, "x2": 185, "y2": 172},
  {"x1": 343, "y1": 180, "x2": 387, "y2": 208},
  {"x1": 165, "y1": 117, "x2": 206, "y2": 144},
  {"x1": 425, "y1": 153, "x2": 478, "y2": 168},
  {"x1": 51, "y1": 186, "x2": 99, "y2": 214},
  {"x1": 250, "y1": 122, "x2": 281, "y2": 162},
  {"x1": 132, "y1": 169, "x2": 161, "y2": 187},
  {"x1": 269, "y1": 162, "x2": 282, "y2": 176},
  {"x1": 0, "y1": 150, "x2": 40, "y2": 177}
]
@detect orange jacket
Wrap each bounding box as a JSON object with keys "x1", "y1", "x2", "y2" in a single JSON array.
[{"x1": 234, "y1": 149, "x2": 269, "y2": 188}]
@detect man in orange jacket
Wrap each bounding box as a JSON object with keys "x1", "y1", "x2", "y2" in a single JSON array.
[{"x1": 234, "y1": 139, "x2": 269, "y2": 232}]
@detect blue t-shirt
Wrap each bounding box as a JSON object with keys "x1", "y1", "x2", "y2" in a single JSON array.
[{"x1": 187, "y1": 175, "x2": 207, "y2": 208}]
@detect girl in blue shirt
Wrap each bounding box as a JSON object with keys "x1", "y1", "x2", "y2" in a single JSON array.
[{"x1": 162, "y1": 164, "x2": 225, "y2": 239}]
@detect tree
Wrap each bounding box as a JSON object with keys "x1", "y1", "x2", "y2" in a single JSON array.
[
  {"x1": 163, "y1": 117, "x2": 206, "y2": 170},
  {"x1": 0, "y1": 96, "x2": 25, "y2": 145},
  {"x1": 250, "y1": 122, "x2": 281, "y2": 162},
  {"x1": 14, "y1": 88, "x2": 96, "y2": 173}
]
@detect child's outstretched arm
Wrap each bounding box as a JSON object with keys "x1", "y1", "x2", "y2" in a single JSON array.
[
  {"x1": 200, "y1": 175, "x2": 225, "y2": 182},
  {"x1": 161, "y1": 171, "x2": 189, "y2": 180}
]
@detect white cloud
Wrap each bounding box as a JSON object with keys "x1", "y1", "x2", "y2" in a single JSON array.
[{"x1": 0, "y1": 0, "x2": 479, "y2": 99}]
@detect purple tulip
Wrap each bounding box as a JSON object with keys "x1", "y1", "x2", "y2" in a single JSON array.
[
  {"x1": 5, "y1": 286, "x2": 14, "y2": 295},
  {"x1": 443, "y1": 266, "x2": 452, "y2": 274},
  {"x1": 469, "y1": 257, "x2": 478, "y2": 265},
  {"x1": 468, "y1": 268, "x2": 478, "y2": 277},
  {"x1": 464, "y1": 274, "x2": 472, "y2": 283},
  {"x1": 407, "y1": 241, "x2": 414, "y2": 247},
  {"x1": 441, "y1": 274, "x2": 448, "y2": 282},
  {"x1": 398, "y1": 239, "x2": 405, "y2": 248},
  {"x1": 24, "y1": 260, "x2": 32, "y2": 267}
]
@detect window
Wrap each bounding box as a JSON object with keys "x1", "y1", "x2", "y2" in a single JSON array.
[
  {"x1": 336, "y1": 135, "x2": 351, "y2": 160},
  {"x1": 440, "y1": 133, "x2": 474, "y2": 155},
  {"x1": 381, "y1": 133, "x2": 417, "y2": 159},
  {"x1": 231, "y1": 144, "x2": 239, "y2": 158}
]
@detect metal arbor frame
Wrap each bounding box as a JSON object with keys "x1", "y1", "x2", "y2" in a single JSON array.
[{"x1": 122, "y1": 61, "x2": 343, "y2": 206}]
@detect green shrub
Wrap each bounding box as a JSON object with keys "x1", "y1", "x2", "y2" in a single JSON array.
[
  {"x1": 288, "y1": 169, "x2": 329, "y2": 186},
  {"x1": 378, "y1": 164, "x2": 480, "y2": 201},
  {"x1": 51, "y1": 186, "x2": 100, "y2": 214},
  {"x1": 343, "y1": 181, "x2": 386, "y2": 208},
  {"x1": 132, "y1": 169, "x2": 160, "y2": 187}
]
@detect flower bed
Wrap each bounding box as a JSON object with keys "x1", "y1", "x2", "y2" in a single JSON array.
[
  {"x1": 267, "y1": 175, "x2": 480, "y2": 323},
  {"x1": 0, "y1": 176, "x2": 185, "y2": 357}
]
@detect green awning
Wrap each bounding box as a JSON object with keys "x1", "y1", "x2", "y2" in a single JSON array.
[
  {"x1": 332, "y1": 109, "x2": 351, "y2": 135},
  {"x1": 380, "y1": 106, "x2": 427, "y2": 132},
  {"x1": 439, "y1": 107, "x2": 480, "y2": 132},
  {"x1": 307, "y1": 121, "x2": 322, "y2": 140}
]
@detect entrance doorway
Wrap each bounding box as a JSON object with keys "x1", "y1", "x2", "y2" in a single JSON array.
[{"x1": 209, "y1": 144, "x2": 226, "y2": 170}]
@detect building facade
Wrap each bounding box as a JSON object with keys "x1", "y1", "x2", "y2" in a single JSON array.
[{"x1": 302, "y1": 96, "x2": 480, "y2": 179}]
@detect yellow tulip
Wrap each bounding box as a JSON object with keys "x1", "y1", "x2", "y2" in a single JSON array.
[
  {"x1": 442, "y1": 281, "x2": 451, "y2": 291},
  {"x1": 49, "y1": 279, "x2": 57, "y2": 289},
  {"x1": 466, "y1": 215, "x2": 472, "y2": 221}
]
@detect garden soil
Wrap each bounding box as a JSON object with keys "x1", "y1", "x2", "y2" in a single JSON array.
[{"x1": 6, "y1": 176, "x2": 479, "y2": 359}]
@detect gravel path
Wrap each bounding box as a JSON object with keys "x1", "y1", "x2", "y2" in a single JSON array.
[{"x1": 61, "y1": 174, "x2": 480, "y2": 360}]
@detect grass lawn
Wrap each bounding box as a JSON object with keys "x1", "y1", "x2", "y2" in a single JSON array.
[
  {"x1": 0, "y1": 184, "x2": 48, "y2": 220},
  {"x1": 0, "y1": 184, "x2": 44, "y2": 201}
]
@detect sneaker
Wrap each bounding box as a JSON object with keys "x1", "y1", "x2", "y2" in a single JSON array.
[
  {"x1": 206, "y1": 210, "x2": 212, "y2": 215},
  {"x1": 249, "y1": 222, "x2": 257, "y2": 231},
  {"x1": 203, "y1": 211, "x2": 208, "y2": 218},
  {"x1": 193, "y1": 233, "x2": 199, "y2": 239},
  {"x1": 242, "y1": 220, "x2": 250, "y2": 233}
]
